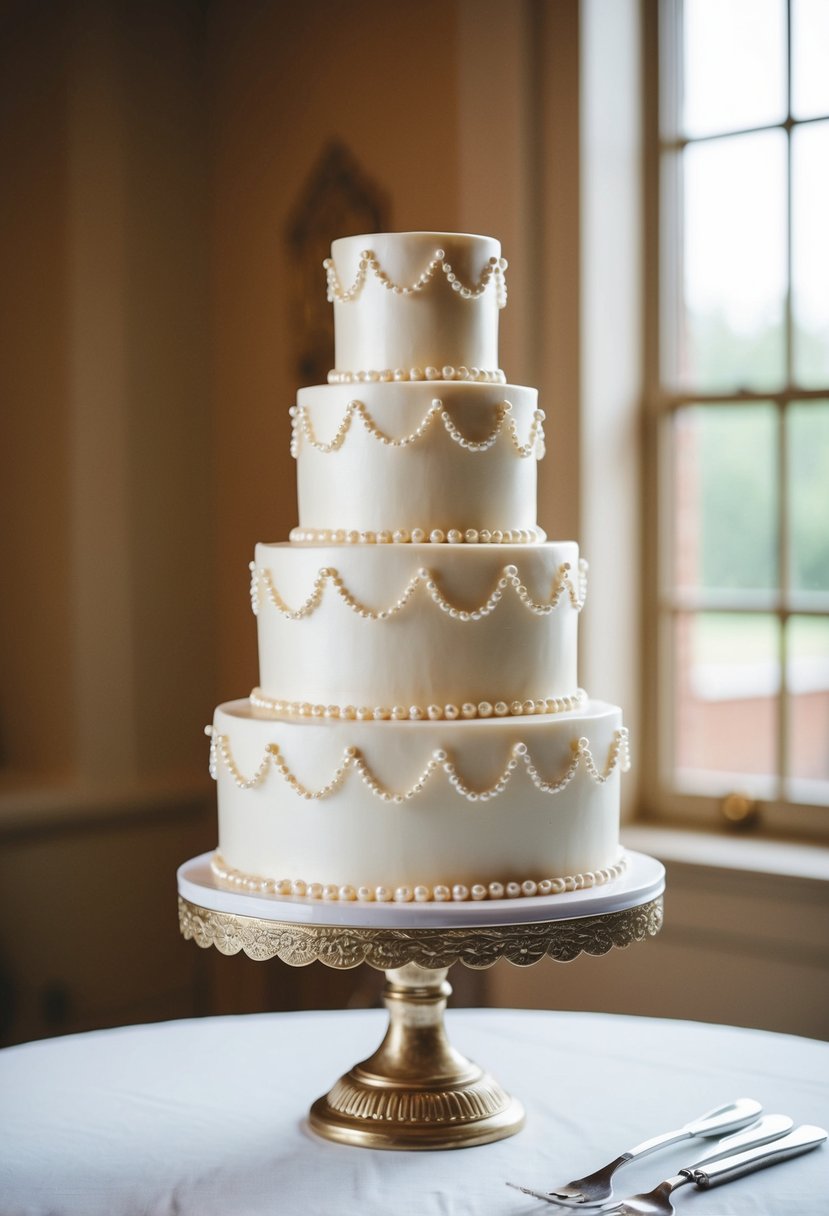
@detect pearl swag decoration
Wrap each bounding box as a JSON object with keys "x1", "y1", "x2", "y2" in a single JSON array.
[
  {"x1": 249, "y1": 687, "x2": 587, "y2": 722},
  {"x1": 290, "y1": 398, "x2": 545, "y2": 459},
  {"x1": 249, "y1": 560, "x2": 589, "y2": 620},
  {"x1": 209, "y1": 850, "x2": 629, "y2": 905},
  {"x1": 324, "y1": 247, "x2": 508, "y2": 308},
  {"x1": 206, "y1": 725, "x2": 631, "y2": 803}
]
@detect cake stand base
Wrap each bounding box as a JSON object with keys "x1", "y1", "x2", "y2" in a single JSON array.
[
  {"x1": 308, "y1": 962, "x2": 524, "y2": 1149},
  {"x1": 178, "y1": 851, "x2": 664, "y2": 1150}
]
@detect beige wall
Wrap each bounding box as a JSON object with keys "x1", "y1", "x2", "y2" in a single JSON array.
[
  {"x1": 210, "y1": 0, "x2": 472, "y2": 695},
  {"x1": 0, "y1": 0, "x2": 216, "y2": 1045}
]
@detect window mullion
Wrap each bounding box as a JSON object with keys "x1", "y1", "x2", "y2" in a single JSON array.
[{"x1": 778, "y1": 0, "x2": 794, "y2": 805}]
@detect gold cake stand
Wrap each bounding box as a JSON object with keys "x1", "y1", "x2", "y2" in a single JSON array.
[{"x1": 177, "y1": 851, "x2": 664, "y2": 1151}]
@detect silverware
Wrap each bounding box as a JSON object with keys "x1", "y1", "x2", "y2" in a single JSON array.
[
  {"x1": 600, "y1": 1123, "x2": 827, "y2": 1215},
  {"x1": 508, "y1": 1097, "x2": 762, "y2": 1207}
]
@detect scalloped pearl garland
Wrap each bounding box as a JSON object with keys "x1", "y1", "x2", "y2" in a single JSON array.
[
  {"x1": 288, "y1": 526, "x2": 546, "y2": 546},
  {"x1": 249, "y1": 560, "x2": 589, "y2": 620},
  {"x1": 327, "y1": 366, "x2": 506, "y2": 385},
  {"x1": 290, "y1": 398, "x2": 545, "y2": 460},
  {"x1": 210, "y1": 850, "x2": 629, "y2": 904},
  {"x1": 206, "y1": 725, "x2": 631, "y2": 802},
  {"x1": 250, "y1": 687, "x2": 587, "y2": 721},
  {"x1": 324, "y1": 248, "x2": 508, "y2": 308}
]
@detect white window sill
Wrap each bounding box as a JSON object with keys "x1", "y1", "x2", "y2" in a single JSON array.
[{"x1": 622, "y1": 823, "x2": 829, "y2": 885}]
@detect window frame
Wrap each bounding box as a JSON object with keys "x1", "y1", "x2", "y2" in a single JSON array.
[{"x1": 641, "y1": 0, "x2": 829, "y2": 841}]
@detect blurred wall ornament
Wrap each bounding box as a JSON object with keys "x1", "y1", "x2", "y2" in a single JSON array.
[{"x1": 286, "y1": 141, "x2": 390, "y2": 387}]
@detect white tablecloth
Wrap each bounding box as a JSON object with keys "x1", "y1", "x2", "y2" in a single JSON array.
[{"x1": 1, "y1": 1010, "x2": 827, "y2": 1216}]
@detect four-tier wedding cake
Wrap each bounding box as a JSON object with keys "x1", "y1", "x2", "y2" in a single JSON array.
[{"x1": 207, "y1": 232, "x2": 630, "y2": 905}]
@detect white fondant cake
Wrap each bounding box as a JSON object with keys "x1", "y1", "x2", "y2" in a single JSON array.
[{"x1": 209, "y1": 232, "x2": 630, "y2": 903}]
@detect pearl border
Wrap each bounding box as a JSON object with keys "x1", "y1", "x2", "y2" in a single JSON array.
[
  {"x1": 209, "y1": 850, "x2": 629, "y2": 904},
  {"x1": 290, "y1": 398, "x2": 545, "y2": 459},
  {"x1": 249, "y1": 687, "x2": 587, "y2": 721},
  {"x1": 327, "y1": 367, "x2": 506, "y2": 385},
  {"x1": 249, "y1": 560, "x2": 588, "y2": 620},
  {"x1": 206, "y1": 726, "x2": 631, "y2": 802},
  {"x1": 288, "y1": 526, "x2": 547, "y2": 546},
  {"x1": 324, "y1": 248, "x2": 508, "y2": 308}
]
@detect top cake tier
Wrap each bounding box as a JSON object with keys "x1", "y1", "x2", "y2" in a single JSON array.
[{"x1": 326, "y1": 232, "x2": 507, "y2": 383}]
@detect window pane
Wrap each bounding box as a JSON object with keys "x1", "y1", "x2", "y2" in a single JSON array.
[
  {"x1": 788, "y1": 401, "x2": 829, "y2": 593},
  {"x1": 792, "y1": 0, "x2": 829, "y2": 119},
  {"x1": 786, "y1": 615, "x2": 829, "y2": 803},
  {"x1": 674, "y1": 612, "x2": 779, "y2": 792},
  {"x1": 792, "y1": 121, "x2": 829, "y2": 386},
  {"x1": 682, "y1": 0, "x2": 787, "y2": 137},
  {"x1": 673, "y1": 405, "x2": 778, "y2": 593},
  {"x1": 677, "y1": 131, "x2": 786, "y2": 391}
]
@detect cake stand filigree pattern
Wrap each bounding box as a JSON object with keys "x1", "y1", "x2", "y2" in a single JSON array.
[{"x1": 178, "y1": 895, "x2": 663, "y2": 970}]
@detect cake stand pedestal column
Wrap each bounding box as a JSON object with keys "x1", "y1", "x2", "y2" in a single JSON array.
[
  {"x1": 309, "y1": 961, "x2": 525, "y2": 1149},
  {"x1": 178, "y1": 850, "x2": 664, "y2": 1151}
]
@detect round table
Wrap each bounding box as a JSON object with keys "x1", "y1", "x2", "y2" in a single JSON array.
[{"x1": 0, "y1": 1010, "x2": 827, "y2": 1215}]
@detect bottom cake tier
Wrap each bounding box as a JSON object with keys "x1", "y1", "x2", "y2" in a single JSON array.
[{"x1": 209, "y1": 698, "x2": 629, "y2": 902}]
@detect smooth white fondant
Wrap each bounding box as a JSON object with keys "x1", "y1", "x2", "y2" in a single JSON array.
[
  {"x1": 213, "y1": 699, "x2": 624, "y2": 894},
  {"x1": 202, "y1": 230, "x2": 634, "y2": 909},
  {"x1": 330, "y1": 233, "x2": 502, "y2": 374},
  {"x1": 294, "y1": 382, "x2": 540, "y2": 536},
  {"x1": 252, "y1": 542, "x2": 582, "y2": 707}
]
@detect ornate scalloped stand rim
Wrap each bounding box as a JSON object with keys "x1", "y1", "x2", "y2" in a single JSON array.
[{"x1": 177, "y1": 853, "x2": 663, "y2": 1149}]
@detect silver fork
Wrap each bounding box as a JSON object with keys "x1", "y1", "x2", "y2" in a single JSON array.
[
  {"x1": 507, "y1": 1097, "x2": 761, "y2": 1207},
  {"x1": 601, "y1": 1123, "x2": 827, "y2": 1215}
]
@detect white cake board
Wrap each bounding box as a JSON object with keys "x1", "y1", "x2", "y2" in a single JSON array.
[{"x1": 177, "y1": 850, "x2": 664, "y2": 930}]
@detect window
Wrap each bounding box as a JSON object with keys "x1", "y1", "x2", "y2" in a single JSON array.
[{"x1": 647, "y1": 0, "x2": 829, "y2": 836}]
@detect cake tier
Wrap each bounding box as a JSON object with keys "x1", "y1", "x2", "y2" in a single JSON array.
[
  {"x1": 251, "y1": 541, "x2": 586, "y2": 709},
  {"x1": 328, "y1": 233, "x2": 504, "y2": 378},
  {"x1": 292, "y1": 381, "x2": 542, "y2": 538},
  {"x1": 210, "y1": 698, "x2": 627, "y2": 897}
]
